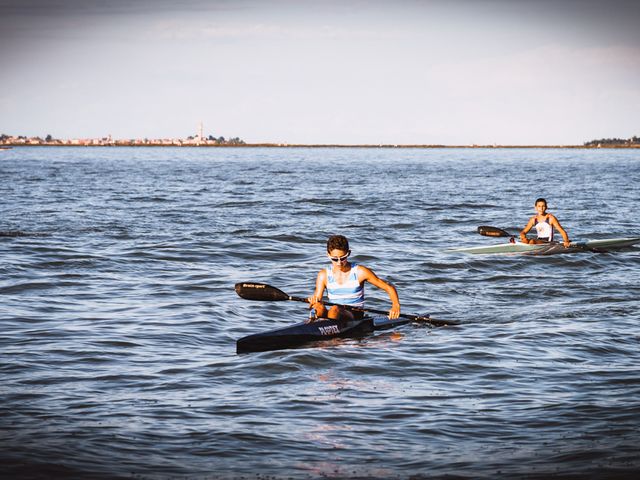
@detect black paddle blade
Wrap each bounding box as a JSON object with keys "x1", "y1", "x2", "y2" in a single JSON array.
[
  {"x1": 234, "y1": 282, "x2": 289, "y2": 301},
  {"x1": 477, "y1": 226, "x2": 511, "y2": 237}
]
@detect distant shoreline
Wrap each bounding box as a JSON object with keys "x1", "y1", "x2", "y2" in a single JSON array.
[{"x1": 2, "y1": 143, "x2": 640, "y2": 149}]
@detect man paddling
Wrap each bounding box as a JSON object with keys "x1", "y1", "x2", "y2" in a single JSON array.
[
  {"x1": 308, "y1": 235, "x2": 401, "y2": 322},
  {"x1": 520, "y1": 198, "x2": 571, "y2": 247}
]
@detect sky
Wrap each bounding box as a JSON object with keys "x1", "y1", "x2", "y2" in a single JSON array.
[{"x1": 1, "y1": 0, "x2": 639, "y2": 145}]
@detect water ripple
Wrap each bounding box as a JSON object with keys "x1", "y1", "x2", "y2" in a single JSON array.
[{"x1": 1, "y1": 147, "x2": 639, "y2": 479}]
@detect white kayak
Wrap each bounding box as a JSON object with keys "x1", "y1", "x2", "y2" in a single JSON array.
[{"x1": 446, "y1": 237, "x2": 640, "y2": 255}]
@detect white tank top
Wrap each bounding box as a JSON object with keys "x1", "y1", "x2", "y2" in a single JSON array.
[
  {"x1": 534, "y1": 215, "x2": 554, "y2": 241},
  {"x1": 325, "y1": 264, "x2": 365, "y2": 307}
]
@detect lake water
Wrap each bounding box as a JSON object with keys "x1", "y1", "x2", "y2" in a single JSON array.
[{"x1": 1, "y1": 146, "x2": 639, "y2": 479}]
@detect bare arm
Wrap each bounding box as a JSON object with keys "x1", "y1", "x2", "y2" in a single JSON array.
[
  {"x1": 309, "y1": 269, "x2": 327, "y2": 304},
  {"x1": 358, "y1": 266, "x2": 400, "y2": 319},
  {"x1": 549, "y1": 214, "x2": 570, "y2": 247},
  {"x1": 520, "y1": 216, "x2": 535, "y2": 244},
  {"x1": 305, "y1": 269, "x2": 328, "y2": 321}
]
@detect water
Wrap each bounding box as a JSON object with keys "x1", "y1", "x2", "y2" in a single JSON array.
[{"x1": 1, "y1": 146, "x2": 639, "y2": 479}]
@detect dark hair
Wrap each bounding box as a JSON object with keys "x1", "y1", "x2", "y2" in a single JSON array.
[
  {"x1": 327, "y1": 235, "x2": 349, "y2": 252},
  {"x1": 535, "y1": 198, "x2": 547, "y2": 206}
]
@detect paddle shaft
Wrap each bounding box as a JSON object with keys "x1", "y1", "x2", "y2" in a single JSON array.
[
  {"x1": 234, "y1": 283, "x2": 458, "y2": 327},
  {"x1": 478, "y1": 225, "x2": 592, "y2": 252},
  {"x1": 288, "y1": 294, "x2": 429, "y2": 322}
]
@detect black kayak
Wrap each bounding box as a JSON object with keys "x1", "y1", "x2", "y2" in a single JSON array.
[{"x1": 237, "y1": 315, "x2": 440, "y2": 354}]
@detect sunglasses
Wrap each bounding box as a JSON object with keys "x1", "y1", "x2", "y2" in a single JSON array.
[{"x1": 329, "y1": 251, "x2": 350, "y2": 262}]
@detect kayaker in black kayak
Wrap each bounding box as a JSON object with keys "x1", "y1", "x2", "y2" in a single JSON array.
[
  {"x1": 520, "y1": 198, "x2": 571, "y2": 247},
  {"x1": 307, "y1": 235, "x2": 401, "y2": 322}
]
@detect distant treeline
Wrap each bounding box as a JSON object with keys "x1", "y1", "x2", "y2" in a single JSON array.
[{"x1": 584, "y1": 136, "x2": 640, "y2": 147}]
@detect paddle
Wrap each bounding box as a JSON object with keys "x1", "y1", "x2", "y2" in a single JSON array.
[
  {"x1": 477, "y1": 225, "x2": 513, "y2": 238},
  {"x1": 477, "y1": 225, "x2": 591, "y2": 252},
  {"x1": 234, "y1": 282, "x2": 459, "y2": 327}
]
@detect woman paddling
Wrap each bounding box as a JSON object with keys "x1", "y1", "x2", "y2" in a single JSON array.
[
  {"x1": 308, "y1": 235, "x2": 401, "y2": 322},
  {"x1": 520, "y1": 198, "x2": 571, "y2": 247}
]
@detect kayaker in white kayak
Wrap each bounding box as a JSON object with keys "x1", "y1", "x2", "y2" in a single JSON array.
[
  {"x1": 307, "y1": 234, "x2": 401, "y2": 322},
  {"x1": 520, "y1": 198, "x2": 571, "y2": 247}
]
